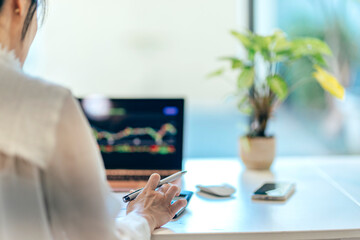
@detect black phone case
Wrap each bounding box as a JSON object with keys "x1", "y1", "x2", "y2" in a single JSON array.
[{"x1": 172, "y1": 191, "x2": 193, "y2": 219}]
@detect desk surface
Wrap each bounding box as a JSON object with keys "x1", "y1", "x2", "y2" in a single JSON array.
[{"x1": 116, "y1": 156, "x2": 360, "y2": 240}]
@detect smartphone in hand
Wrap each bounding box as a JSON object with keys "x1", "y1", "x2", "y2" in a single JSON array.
[{"x1": 172, "y1": 191, "x2": 193, "y2": 219}]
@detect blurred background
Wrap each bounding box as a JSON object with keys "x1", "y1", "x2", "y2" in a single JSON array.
[
  {"x1": 254, "y1": 0, "x2": 360, "y2": 156},
  {"x1": 24, "y1": 0, "x2": 360, "y2": 158}
]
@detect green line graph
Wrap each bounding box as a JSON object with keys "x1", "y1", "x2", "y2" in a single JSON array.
[{"x1": 93, "y1": 123, "x2": 177, "y2": 145}]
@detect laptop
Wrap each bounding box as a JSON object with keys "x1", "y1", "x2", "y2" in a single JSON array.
[{"x1": 79, "y1": 97, "x2": 184, "y2": 190}]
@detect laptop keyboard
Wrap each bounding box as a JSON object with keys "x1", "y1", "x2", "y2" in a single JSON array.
[{"x1": 107, "y1": 175, "x2": 170, "y2": 181}]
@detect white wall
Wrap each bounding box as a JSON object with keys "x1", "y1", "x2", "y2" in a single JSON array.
[
  {"x1": 24, "y1": 0, "x2": 249, "y2": 158},
  {"x1": 25, "y1": 0, "x2": 248, "y2": 101}
]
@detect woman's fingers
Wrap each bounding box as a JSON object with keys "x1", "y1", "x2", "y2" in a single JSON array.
[
  {"x1": 171, "y1": 178, "x2": 182, "y2": 186},
  {"x1": 159, "y1": 184, "x2": 171, "y2": 194},
  {"x1": 170, "y1": 199, "x2": 187, "y2": 216},
  {"x1": 127, "y1": 173, "x2": 186, "y2": 231},
  {"x1": 144, "y1": 173, "x2": 160, "y2": 191},
  {"x1": 165, "y1": 185, "x2": 180, "y2": 203}
]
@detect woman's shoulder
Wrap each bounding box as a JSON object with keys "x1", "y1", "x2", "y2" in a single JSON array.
[
  {"x1": 0, "y1": 65, "x2": 74, "y2": 168},
  {"x1": 2, "y1": 66, "x2": 72, "y2": 101}
]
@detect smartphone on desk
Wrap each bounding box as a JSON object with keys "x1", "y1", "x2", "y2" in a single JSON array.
[
  {"x1": 252, "y1": 182, "x2": 295, "y2": 201},
  {"x1": 171, "y1": 191, "x2": 193, "y2": 219}
]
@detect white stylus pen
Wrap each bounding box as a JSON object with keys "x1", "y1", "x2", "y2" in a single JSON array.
[{"x1": 122, "y1": 171, "x2": 187, "y2": 203}]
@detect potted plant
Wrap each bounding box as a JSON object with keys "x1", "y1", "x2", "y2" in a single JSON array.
[{"x1": 210, "y1": 30, "x2": 345, "y2": 170}]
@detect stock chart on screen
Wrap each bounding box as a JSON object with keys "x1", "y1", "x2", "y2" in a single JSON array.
[{"x1": 79, "y1": 98, "x2": 184, "y2": 170}]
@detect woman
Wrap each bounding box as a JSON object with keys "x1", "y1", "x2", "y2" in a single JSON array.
[{"x1": 0, "y1": 0, "x2": 187, "y2": 239}]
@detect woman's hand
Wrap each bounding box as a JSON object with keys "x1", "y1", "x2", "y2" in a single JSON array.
[{"x1": 126, "y1": 173, "x2": 187, "y2": 231}]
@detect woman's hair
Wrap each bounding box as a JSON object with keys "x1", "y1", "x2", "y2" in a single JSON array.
[{"x1": 0, "y1": 0, "x2": 46, "y2": 40}]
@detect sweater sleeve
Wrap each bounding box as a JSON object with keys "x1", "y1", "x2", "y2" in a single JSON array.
[
  {"x1": 116, "y1": 212, "x2": 151, "y2": 240},
  {"x1": 43, "y1": 93, "x2": 151, "y2": 240}
]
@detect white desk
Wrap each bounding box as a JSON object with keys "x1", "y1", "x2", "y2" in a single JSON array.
[{"x1": 116, "y1": 156, "x2": 360, "y2": 240}]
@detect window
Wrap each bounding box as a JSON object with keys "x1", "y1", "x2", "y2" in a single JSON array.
[{"x1": 253, "y1": 0, "x2": 360, "y2": 155}]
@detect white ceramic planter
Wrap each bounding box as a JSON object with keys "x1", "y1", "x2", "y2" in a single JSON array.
[{"x1": 239, "y1": 137, "x2": 276, "y2": 170}]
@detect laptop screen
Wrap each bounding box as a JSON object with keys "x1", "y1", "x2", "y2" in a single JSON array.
[{"x1": 79, "y1": 98, "x2": 184, "y2": 171}]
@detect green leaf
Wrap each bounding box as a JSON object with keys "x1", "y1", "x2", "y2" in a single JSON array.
[
  {"x1": 291, "y1": 38, "x2": 332, "y2": 57},
  {"x1": 231, "y1": 31, "x2": 253, "y2": 50},
  {"x1": 237, "y1": 96, "x2": 253, "y2": 115},
  {"x1": 248, "y1": 49, "x2": 256, "y2": 61},
  {"x1": 272, "y1": 30, "x2": 287, "y2": 42},
  {"x1": 238, "y1": 67, "x2": 255, "y2": 89},
  {"x1": 239, "y1": 105, "x2": 253, "y2": 115},
  {"x1": 254, "y1": 35, "x2": 272, "y2": 61},
  {"x1": 207, "y1": 68, "x2": 224, "y2": 78},
  {"x1": 267, "y1": 75, "x2": 288, "y2": 100},
  {"x1": 260, "y1": 49, "x2": 272, "y2": 61},
  {"x1": 273, "y1": 39, "x2": 291, "y2": 53},
  {"x1": 272, "y1": 31, "x2": 292, "y2": 61},
  {"x1": 254, "y1": 35, "x2": 271, "y2": 50},
  {"x1": 272, "y1": 49, "x2": 292, "y2": 62},
  {"x1": 220, "y1": 57, "x2": 244, "y2": 69},
  {"x1": 311, "y1": 54, "x2": 327, "y2": 67}
]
